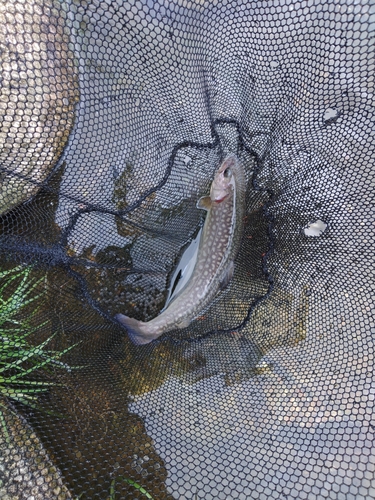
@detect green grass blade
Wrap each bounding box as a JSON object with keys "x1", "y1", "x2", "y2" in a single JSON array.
[
  {"x1": 0, "y1": 378, "x2": 53, "y2": 386},
  {"x1": 0, "y1": 264, "x2": 81, "y2": 435},
  {"x1": 1, "y1": 387, "x2": 47, "y2": 396},
  {"x1": 110, "y1": 477, "x2": 154, "y2": 500},
  {"x1": 0, "y1": 335, "x2": 55, "y2": 374}
]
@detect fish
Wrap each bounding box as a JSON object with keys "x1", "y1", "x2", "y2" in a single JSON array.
[{"x1": 116, "y1": 154, "x2": 246, "y2": 344}]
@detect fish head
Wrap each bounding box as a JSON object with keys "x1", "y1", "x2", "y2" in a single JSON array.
[{"x1": 210, "y1": 156, "x2": 236, "y2": 202}]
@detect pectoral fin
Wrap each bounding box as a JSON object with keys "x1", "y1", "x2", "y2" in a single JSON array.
[
  {"x1": 220, "y1": 261, "x2": 234, "y2": 290},
  {"x1": 177, "y1": 317, "x2": 191, "y2": 329},
  {"x1": 197, "y1": 196, "x2": 212, "y2": 211}
]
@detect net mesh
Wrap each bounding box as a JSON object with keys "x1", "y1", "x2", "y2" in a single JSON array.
[{"x1": 0, "y1": 0, "x2": 374, "y2": 498}]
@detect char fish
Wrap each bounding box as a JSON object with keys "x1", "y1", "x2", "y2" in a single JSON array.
[{"x1": 116, "y1": 155, "x2": 246, "y2": 344}]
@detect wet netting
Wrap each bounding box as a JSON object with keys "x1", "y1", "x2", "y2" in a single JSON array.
[{"x1": 0, "y1": 0, "x2": 374, "y2": 498}]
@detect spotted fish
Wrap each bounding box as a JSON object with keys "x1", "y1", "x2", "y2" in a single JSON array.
[{"x1": 116, "y1": 155, "x2": 246, "y2": 344}]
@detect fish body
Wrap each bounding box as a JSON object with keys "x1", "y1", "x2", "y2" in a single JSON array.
[{"x1": 116, "y1": 155, "x2": 246, "y2": 344}]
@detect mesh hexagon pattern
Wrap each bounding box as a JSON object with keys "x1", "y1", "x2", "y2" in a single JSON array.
[{"x1": 0, "y1": 0, "x2": 374, "y2": 499}]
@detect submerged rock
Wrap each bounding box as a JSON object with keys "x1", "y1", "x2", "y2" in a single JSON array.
[
  {"x1": 0, "y1": 400, "x2": 72, "y2": 500},
  {"x1": 0, "y1": 0, "x2": 79, "y2": 215}
]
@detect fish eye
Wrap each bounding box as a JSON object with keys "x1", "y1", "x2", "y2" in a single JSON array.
[{"x1": 223, "y1": 168, "x2": 232, "y2": 178}]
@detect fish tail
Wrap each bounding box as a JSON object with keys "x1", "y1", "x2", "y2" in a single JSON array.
[{"x1": 115, "y1": 314, "x2": 157, "y2": 345}]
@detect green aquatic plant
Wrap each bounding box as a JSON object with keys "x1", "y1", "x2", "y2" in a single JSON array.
[
  {"x1": 0, "y1": 265, "x2": 77, "y2": 441},
  {"x1": 109, "y1": 477, "x2": 154, "y2": 500}
]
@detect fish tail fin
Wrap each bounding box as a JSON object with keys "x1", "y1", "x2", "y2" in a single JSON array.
[{"x1": 115, "y1": 313, "x2": 157, "y2": 345}]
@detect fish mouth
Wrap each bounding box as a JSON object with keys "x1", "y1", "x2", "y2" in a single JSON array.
[{"x1": 214, "y1": 194, "x2": 228, "y2": 203}]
